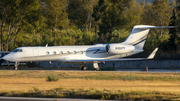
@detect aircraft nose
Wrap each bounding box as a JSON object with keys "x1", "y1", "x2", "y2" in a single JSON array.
[{"x1": 3, "y1": 54, "x2": 13, "y2": 61}]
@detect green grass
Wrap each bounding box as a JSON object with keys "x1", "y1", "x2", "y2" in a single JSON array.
[
  {"x1": 0, "y1": 71, "x2": 180, "y2": 81},
  {"x1": 122, "y1": 73, "x2": 135, "y2": 81},
  {"x1": 0, "y1": 87, "x2": 179, "y2": 100},
  {"x1": 0, "y1": 71, "x2": 180, "y2": 100},
  {"x1": 33, "y1": 87, "x2": 40, "y2": 91},
  {"x1": 46, "y1": 74, "x2": 60, "y2": 81}
]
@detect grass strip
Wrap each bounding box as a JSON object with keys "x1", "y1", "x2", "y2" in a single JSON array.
[
  {"x1": 1, "y1": 71, "x2": 180, "y2": 81},
  {"x1": 0, "y1": 87, "x2": 179, "y2": 100}
]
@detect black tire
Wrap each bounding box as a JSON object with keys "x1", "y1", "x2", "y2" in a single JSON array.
[
  {"x1": 80, "y1": 66, "x2": 84, "y2": 70},
  {"x1": 83, "y1": 66, "x2": 87, "y2": 70},
  {"x1": 14, "y1": 66, "x2": 18, "y2": 70},
  {"x1": 95, "y1": 68, "x2": 100, "y2": 71},
  {"x1": 81, "y1": 66, "x2": 87, "y2": 70}
]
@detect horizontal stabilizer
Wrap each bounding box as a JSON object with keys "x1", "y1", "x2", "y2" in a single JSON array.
[{"x1": 136, "y1": 26, "x2": 175, "y2": 29}]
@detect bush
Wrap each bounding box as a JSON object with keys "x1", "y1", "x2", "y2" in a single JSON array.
[
  {"x1": 122, "y1": 73, "x2": 135, "y2": 81},
  {"x1": 46, "y1": 74, "x2": 60, "y2": 81},
  {"x1": 33, "y1": 87, "x2": 40, "y2": 91}
]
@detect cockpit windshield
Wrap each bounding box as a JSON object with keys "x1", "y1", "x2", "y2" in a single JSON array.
[{"x1": 12, "y1": 49, "x2": 23, "y2": 52}]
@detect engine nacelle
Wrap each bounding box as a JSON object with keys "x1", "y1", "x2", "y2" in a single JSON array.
[{"x1": 106, "y1": 44, "x2": 135, "y2": 54}]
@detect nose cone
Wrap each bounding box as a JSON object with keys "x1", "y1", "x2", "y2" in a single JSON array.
[{"x1": 3, "y1": 54, "x2": 14, "y2": 62}]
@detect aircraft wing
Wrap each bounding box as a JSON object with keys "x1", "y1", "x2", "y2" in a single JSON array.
[
  {"x1": 66, "y1": 48, "x2": 158, "y2": 62},
  {"x1": 67, "y1": 58, "x2": 145, "y2": 62}
]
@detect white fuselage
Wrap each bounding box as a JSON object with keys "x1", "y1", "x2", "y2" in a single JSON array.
[{"x1": 3, "y1": 44, "x2": 141, "y2": 63}]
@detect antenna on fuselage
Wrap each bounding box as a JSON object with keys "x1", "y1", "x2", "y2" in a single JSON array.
[{"x1": 45, "y1": 44, "x2": 48, "y2": 47}]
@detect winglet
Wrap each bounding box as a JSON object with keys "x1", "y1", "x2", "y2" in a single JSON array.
[
  {"x1": 45, "y1": 44, "x2": 48, "y2": 47},
  {"x1": 147, "y1": 48, "x2": 158, "y2": 59}
]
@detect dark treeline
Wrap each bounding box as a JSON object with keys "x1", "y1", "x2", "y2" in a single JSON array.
[{"x1": 0, "y1": 0, "x2": 180, "y2": 59}]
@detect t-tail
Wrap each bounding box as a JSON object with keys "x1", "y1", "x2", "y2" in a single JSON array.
[{"x1": 122, "y1": 25, "x2": 175, "y2": 51}]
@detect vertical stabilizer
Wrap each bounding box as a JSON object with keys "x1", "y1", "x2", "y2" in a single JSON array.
[{"x1": 123, "y1": 25, "x2": 155, "y2": 50}]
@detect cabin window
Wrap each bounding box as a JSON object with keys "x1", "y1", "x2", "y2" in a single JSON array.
[
  {"x1": 66, "y1": 51, "x2": 70, "y2": 54},
  {"x1": 60, "y1": 51, "x2": 63, "y2": 55},
  {"x1": 46, "y1": 51, "x2": 49, "y2": 55},
  {"x1": 73, "y1": 51, "x2": 76, "y2": 54},
  {"x1": 80, "y1": 51, "x2": 83, "y2": 54},
  {"x1": 53, "y1": 51, "x2": 56, "y2": 55}
]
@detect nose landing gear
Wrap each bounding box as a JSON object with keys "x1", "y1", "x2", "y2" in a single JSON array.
[
  {"x1": 14, "y1": 62, "x2": 20, "y2": 70},
  {"x1": 78, "y1": 62, "x2": 100, "y2": 71}
]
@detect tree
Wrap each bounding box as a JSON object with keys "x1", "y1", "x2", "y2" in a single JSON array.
[
  {"x1": 158, "y1": 9, "x2": 178, "y2": 53},
  {"x1": 92, "y1": 0, "x2": 106, "y2": 43},
  {"x1": 0, "y1": 0, "x2": 41, "y2": 51},
  {"x1": 168, "y1": 9, "x2": 178, "y2": 52},
  {"x1": 124, "y1": 0, "x2": 145, "y2": 30},
  {"x1": 142, "y1": 2, "x2": 153, "y2": 25},
  {"x1": 143, "y1": 0, "x2": 175, "y2": 37},
  {"x1": 141, "y1": 0, "x2": 176, "y2": 51},
  {"x1": 0, "y1": 0, "x2": 11, "y2": 51},
  {"x1": 43, "y1": 0, "x2": 69, "y2": 46},
  {"x1": 176, "y1": 0, "x2": 180, "y2": 33},
  {"x1": 67, "y1": 0, "x2": 97, "y2": 30},
  {"x1": 98, "y1": 0, "x2": 129, "y2": 43}
]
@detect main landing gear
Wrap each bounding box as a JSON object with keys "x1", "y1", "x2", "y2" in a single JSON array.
[
  {"x1": 93, "y1": 62, "x2": 100, "y2": 71},
  {"x1": 78, "y1": 62, "x2": 100, "y2": 71},
  {"x1": 79, "y1": 64, "x2": 87, "y2": 70},
  {"x1": 14, "y1": 62, "x2": 20, "y2": 70}
]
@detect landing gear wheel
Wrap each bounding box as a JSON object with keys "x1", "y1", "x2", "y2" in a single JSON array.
[
  {"x1": 93, "y1": 62, "x2": 100, "y2": 71},
  {"x1": 81, "y1": 66, "x2": 87, "y2": 70},
  {"x1": 14, "y1": 62, "x2": 20, "y2": 70},
  {"x1": 94, "y1": 67, "x2": 100, "y2": 71},
  {"x1": 14, "y1": 66, "x2": 18, "y2": 70}
]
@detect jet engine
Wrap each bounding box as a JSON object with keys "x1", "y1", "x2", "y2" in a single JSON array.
[{"x1": 106, "y1": 44, "x2": 135, "y2": 54}]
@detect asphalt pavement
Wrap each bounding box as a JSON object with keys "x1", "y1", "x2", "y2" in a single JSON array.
[{"x1": 0, "y1": 97, "x2": 116, "y2": 101}]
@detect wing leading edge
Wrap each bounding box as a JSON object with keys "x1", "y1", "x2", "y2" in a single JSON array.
[{"x1": 66, "y1": 48, "x2": 158, "y2": 63}]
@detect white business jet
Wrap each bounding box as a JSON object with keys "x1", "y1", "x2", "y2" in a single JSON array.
[{"x1": 3, "y1": 25, "x2": 174, "y2": 70}]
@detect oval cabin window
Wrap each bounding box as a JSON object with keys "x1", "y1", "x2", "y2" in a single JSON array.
[
  {"x1": 46, "y1": 51, "x2": 49, "y2": 55},
  {"x1": 53, "y1": 51, "x2": 56, "y2": 55},
  {"x1": 60, "y1": 51, "x2": 63, "y2": 55},
  {"x1": 73, "y1": 51, "x2": 76, "y2": 54},
  {"x1": 80, "y1": 51, "x2": 83, "y2": 54},
  {"x1": 66, "y1": 51, "x2": 70, "y2": 54}
]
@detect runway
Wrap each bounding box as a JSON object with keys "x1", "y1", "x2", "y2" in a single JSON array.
[
  {"x1": 0, "y1": 97, "x2": 116, "y2": 101},
  {"x1": 7, "y1": 69, "x2": 180, "y2": 72},
  {"x1": 116, "y1": 69, "x2": 180, "y2": 72}
]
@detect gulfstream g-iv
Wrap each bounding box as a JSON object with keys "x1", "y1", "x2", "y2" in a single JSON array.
[{"x1": 3, "y1": 25, "x2": 174, "y2": 70}]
